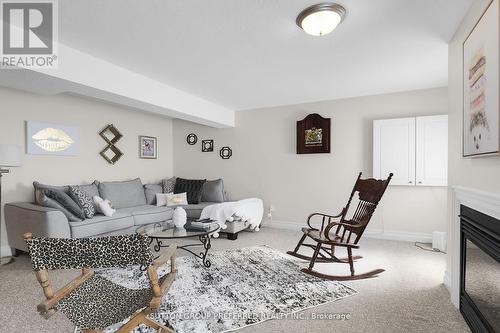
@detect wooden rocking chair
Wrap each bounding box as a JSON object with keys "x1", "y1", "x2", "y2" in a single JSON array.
[
  {"x1": 24, "y1": 232, "x2": 177, "y2": 333},
  {"x1": 287, "y1": 172, "x2": 392, "y2": 281}
]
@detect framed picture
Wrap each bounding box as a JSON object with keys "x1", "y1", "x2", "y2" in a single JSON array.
[
  {"x1": 296, "y1": 113, "x2": 331, "y2": 154},
  {"x1": 139, "y1": 136, "x2": 157, "y2": 159},
  {"x1": 26, "y1": 121, "x2": 79, "y2": 156},
  {"x1": 463, "y1": 0, "x2": 499, "y2": 157}
]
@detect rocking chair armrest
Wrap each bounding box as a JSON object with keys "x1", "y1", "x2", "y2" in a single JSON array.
[
  {"x1": 306, "y1": 209, "x2": 346, "y2": 229},
  {"x1": 323, "y1": 221, "x2": 362, "y2": 243},
  {"x1": 152, "y1": 244, "x2": 177, "y2": 269}
]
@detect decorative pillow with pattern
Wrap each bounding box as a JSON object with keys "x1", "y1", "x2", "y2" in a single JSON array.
[
  {"x1": 162, "y1": 176, "x2": 177, "y2": 193},
  {"x1": 69, "y1": 186, "x2": 95, "y2": 219}
]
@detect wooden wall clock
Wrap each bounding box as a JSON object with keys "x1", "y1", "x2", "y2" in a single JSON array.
[{"x1": 296, "y1": 113, "x2": 331, "y2": 154}]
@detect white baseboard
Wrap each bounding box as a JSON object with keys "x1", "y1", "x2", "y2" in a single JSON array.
[
  {"x1": 267, "y1": 220, "x2": 432, "y2": 243},
  {"x1": 1, "y1": 245, "x2": 12, "y2": 257}
]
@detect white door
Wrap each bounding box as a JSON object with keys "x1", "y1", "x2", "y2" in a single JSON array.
[
  {"x1": 416, "y1": 115, "x2": 448, "y2": 186},
  {"x1": 373, "y1": 118, "x2": 416, "y2": 185}
]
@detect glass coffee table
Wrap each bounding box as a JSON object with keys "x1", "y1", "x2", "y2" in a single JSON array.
[{"x1": 137, "y1": 220, "x2": 220, "y2": 268}]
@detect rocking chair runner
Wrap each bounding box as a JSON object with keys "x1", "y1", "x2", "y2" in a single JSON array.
[
  {"x1": 24, "y1": 233, "x2": 177, "y2": 333},
  {"x1": 287, "y1": 172, "x2": 393, "y2": 281}
]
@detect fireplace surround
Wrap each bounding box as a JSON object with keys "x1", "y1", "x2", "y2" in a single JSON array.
[{"x1": 460, "y1": 205, "x2": 499, "y2": 333}]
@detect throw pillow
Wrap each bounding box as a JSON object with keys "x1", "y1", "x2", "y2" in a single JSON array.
[
  {"x1": 68, "y1": 186, "x2": 96, "y2": 219},
  {"x1": 162, "y1": 177, "x2": 177, "y2": 194},
  {"x1": 33, "y1": 181, "x2": 69, "y2": 205},
  {"x1": 156, "y1": 193, "x2": 169, "y2": 207},
  {"x1": 93, "y1": 196, "x2": 116, "y2": 217},
  {"x1": 144, "y1": 184, "x2": 163, "y2": 205},
  {"x1": 159, "y1": 192, "x2": 188, "y2": 207},
  {"x1": 202, "y1": 179, "x2": 225, "y2": 203},
  {"x1": 43, "y1": 189, "x2": 85, "y2": 220},
  {"x1": 37, "y1": 192, "x2": 82, "y2": 222},
  {"x1": 174, "y1": 178, "x2": 206, "y2": 204}
]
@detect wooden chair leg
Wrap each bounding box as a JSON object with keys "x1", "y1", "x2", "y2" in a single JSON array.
[
  {"x1": 308, "y1": 243, "x2": 322, "y2": 270},
  {"x1": 292, "y1": 233, "x2": 307, "y2": 254},
  {"x1": 347, "y1": 247, "x2": 355, "y2": 276}
]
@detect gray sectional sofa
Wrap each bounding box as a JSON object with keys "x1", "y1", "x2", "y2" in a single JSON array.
[{"x1": 5, "y1": 178, "x2": 247, "y2": 253}]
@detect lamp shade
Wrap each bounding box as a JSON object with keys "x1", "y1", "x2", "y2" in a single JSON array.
[{"x1": 0, "y1": 144, "x2": 22, "y2": 167}]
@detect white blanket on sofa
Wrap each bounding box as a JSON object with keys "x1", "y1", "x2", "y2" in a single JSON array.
[{"x1": 199, "y1": 198, "x2": 264, "y2": 232}]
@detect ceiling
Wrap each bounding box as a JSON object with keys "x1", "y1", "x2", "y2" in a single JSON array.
[{"x1": 57, "y1": 0, "x2": 472, "y2": 111}]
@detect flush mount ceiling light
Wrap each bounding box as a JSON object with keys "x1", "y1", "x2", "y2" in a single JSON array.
[{"x1": 296, "y1": 2, "x2": 346, "y2": 37}]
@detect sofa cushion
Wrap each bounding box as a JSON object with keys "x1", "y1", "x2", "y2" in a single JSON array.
[
  {"x1": 37, "y1": 192, "x2": 82, "y2": 222},
  {"x1": 33, "y1": 181, "x2": 69, "y2": 204},
  {"x1": 202, "y1": 179, "x2": 225, "y2": 203},
  {"x1": 144, "y1": 184, "x2": 163, "y2": 205},
  {"x1": 69, "y1": 212, "x2": 134, "y2": 238},
  {"x1": 44, "y1": 189, "x2": 85, "y2": 220},
  {"x1": 161, "y1": 177, "x2": 176, "y2": 194},
  {"x1": 98, "y1": 178, "x2": 147, "y2": 209},
  {"x1": 174, "y1": 178, "x2": 206, "y2": 204},
  {"x1": 68, "y1": 186, "x2": 96, "y2": 219},
  {"x1": 117, "y1": 205, "x2": 174, "y2": 226},
  {"x1": 180, "y1": 202, "x2": 219, "y2": 218},
  {"x1": 77, "y1": 181, "x2": 100, "y2": 199}
]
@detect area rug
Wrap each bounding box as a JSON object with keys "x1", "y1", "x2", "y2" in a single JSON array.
[{"x1": 95, "y1": 246, "x2": 357, "y2": 333}]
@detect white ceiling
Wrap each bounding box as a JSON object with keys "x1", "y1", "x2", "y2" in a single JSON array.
[{"x1": 57, "y1": 0, "x2": 472, "y2": 111}]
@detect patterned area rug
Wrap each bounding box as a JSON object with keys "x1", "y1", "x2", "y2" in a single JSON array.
[{"x1": 95, "y1": 246, "x2": 357, "y2": 333}]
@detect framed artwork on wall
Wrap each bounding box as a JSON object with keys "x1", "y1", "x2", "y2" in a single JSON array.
[
  {"x1": 463, "y1": 0, "x2": 499, "y2": 157},
  {"x1": 202, "y1": 140, "x2": 214, "y2": 152},
  {"x1": 296, "y1": 113, "x2": 331, "y2": 154},
  {"x1": 139, "y1": 135, "x2": 157, "y2": 159},
  {"x1": 26, "y1": 121, "x2": 79, "y2": 156}
]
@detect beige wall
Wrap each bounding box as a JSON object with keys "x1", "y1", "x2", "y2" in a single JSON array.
[
  {"x1": 173, "y1": 88, "x2": 449, "y2": 237},
  {"x1": 0, "y1": 87, "x2": 173, "y2": 254}
]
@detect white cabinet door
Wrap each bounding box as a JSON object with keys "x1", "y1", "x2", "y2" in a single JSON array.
[
  {"x1": 373, "y1": 118, "x2": 416, "y2": 186},
  {"x1": 416, "y1": 115, "x2": 448, "y2": 186}
]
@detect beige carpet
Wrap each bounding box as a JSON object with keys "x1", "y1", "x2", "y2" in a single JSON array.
[{"x1": 0, "y1": 227, "x2": 470, "y2": 333}]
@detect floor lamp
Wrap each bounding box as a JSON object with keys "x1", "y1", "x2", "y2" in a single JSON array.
[{"x1": 0, "y1": 144, "x2": 22, "y2": 266}]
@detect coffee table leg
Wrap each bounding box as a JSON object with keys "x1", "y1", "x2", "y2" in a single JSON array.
[{"x1": 199, "y1": 234, "x2": 212, "y2": 268}]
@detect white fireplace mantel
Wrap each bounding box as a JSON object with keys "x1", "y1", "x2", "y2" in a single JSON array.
[{"x1": 445, "y1": 186, "x2": 500, "y2": 308}]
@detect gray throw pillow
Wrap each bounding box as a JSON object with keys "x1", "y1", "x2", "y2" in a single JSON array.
[
  {"x1": 202, "y1": 179, "x2": 225, "y2": 203},
  {"x1": 162, "y1": 177, "x2": 176, "y2": 193},
  {"x1": 44, "y1": 188, "x2": 85, "y2": 220},
  {"x1": 76, "y1": 181, "x2": 100, "y2": 199},
  {"x1": 69, "y1": 186, "x2": 96, "y2": 219},
  {"x1": 174, "y1": 178, "x2": 206, "y2": 204},
  {"x1": 98, "y1": 178, "x2": 147, "y2": 209},
  {"x1": 33, "y1": 181, "x2": 69, "y2": 205},
  {"x1": 144, "y1": 184, "x2": 163, "y2": 205},
  {"x1": 37, "y1": 191, "x2": 82, "y2": 222}
]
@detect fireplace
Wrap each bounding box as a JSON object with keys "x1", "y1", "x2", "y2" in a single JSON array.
[{"x1": 460, "y1": 205, "x2": 500, "y2": 333}]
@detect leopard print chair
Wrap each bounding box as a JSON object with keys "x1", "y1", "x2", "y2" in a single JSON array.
[{"x1": 24, "y1": 233, "x2": 177, "y2": 333}]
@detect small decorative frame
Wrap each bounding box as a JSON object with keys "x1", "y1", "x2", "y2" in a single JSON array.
[
  {"x1": 99, "y1": 124, "x2": 123, "y2": 144},
  {"x1": 297, "y1": 113, "x2": 331, "y2": 154},
  {"x1": 220, "y1": 147, "x2": 232, "y2": 159},
  {"x1": 99, "y1": 124, "x2": 123, "y2": 164},
  {"x1": 100, "y1": 145, "x2": 123, "y2": 165},
  {"x1": 139, "y1": 136, "x2": 157, "y2": 159},
  {"x1": 186, "y1": 133, "x2": 198, "y2": 145},
  {"x1": 202, "y1": 140, "x2": 214, "y2": 152}
]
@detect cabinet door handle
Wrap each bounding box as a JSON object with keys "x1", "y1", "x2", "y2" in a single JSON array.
[
  {"x1": 408, "y1": 181, "x2": 413, "y2": 184},
  {"x1": 418, "y1": 181, "x2": 422, "y2": 184}
]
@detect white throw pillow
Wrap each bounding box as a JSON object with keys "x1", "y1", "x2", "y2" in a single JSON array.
[
  {"x1": 93, "y1": 196, "x2": 116, "y2": 217},
  {"x1": 156, "y1": 193, "x2": 170, "y2": 207},
  {"x1": 165, "y1": 192, "x2": 188, "y2": 206}
]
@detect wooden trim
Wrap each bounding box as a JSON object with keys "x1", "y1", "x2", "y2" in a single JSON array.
[
  {"x1": 153, "y1": 244, "x2": 177, "y2": 269},
  {"x1": 37, "y1": 269, "x2": 94, "y2": 313}
]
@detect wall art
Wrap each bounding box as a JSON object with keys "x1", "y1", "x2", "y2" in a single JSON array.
[
  {"x1": 463, "y1": 0, "x2": 499, "y2": 157},
  {"x1": 202, "y1": 140, "x2": 214, "y2": 152},
  {"x1": 26, "y1": 121, "x2": 79, "y2": 156}
]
